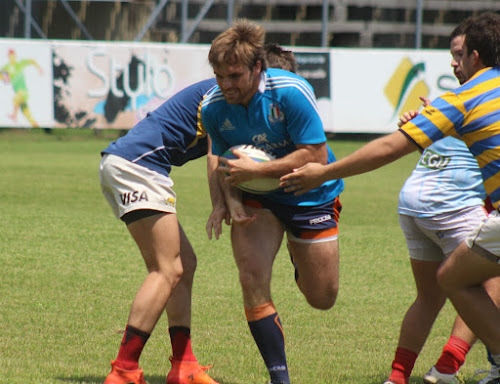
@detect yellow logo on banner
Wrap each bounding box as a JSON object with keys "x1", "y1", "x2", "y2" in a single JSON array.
[{"x1": 384, "y1": 58, "x2": 429, "y2": 119}]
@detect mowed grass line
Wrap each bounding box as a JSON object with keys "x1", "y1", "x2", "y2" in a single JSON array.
[{"x1": 0, "y1": 129, "x2": 490, "y2": 384}]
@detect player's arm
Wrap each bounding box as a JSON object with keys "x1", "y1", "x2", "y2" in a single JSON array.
[
  {"x1": 217, "y1": 170, "x2": 257, "y2": 225},
  {"x1": 206, "y1": 135, "x2": 230, "y2": 240},
  {"x1": 280, "y1": 130, "x2": 419, "y2": 195}
]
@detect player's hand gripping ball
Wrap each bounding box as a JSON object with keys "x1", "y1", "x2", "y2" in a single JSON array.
[{"x1": 222, "y1": 144, "x2": 280, "y2": 194}]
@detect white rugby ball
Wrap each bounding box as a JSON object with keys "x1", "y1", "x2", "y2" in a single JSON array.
[{"x1": 222, "y1": 144, "x2": 280, "y2": 194}]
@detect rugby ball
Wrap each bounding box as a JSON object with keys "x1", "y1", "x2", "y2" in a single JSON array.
[{"x1": 222, "y1": 144, "x2": 280, "y2": 194}]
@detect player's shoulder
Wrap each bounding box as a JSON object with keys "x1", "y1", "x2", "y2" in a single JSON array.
[
  {"x1": 178, "y1": 78, "x2": 217, "y2": 98},
  {"x1": 201, "y1": 84, "x2": 225, "y2": 110},
  {"x1": 265, "y1": 68, "x2": 314, "y2": 96}
]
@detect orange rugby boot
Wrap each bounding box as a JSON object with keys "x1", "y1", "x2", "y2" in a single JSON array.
[
  {"x1": 166, "y1": 357, "x2": 219, "y2": 384},
  {"x1": 104, "y1": 360, "x2": 147, "y2": 384}
]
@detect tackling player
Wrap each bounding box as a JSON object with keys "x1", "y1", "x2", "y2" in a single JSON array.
[{"x1": 99, "y1": 43, "x2": 300, "y2": 384}]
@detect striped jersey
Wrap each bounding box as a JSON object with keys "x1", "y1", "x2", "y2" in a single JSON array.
[
  {"x1": 400, "y1": 66, "x2": 500, "y2": 208},
  {"x1": 398, "y1": 136, "x2": 486, "y2": 217},
  {"x1": 102, "y1": 78, "x2": 217, "y2": 177},
  {"x1": 200, "y1": 68, "x2": 344, "y2": 206}
]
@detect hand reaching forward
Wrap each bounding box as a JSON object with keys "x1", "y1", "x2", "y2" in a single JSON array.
[{"x1": 279, "y1": 162, "x2": 326, "y2": 196}]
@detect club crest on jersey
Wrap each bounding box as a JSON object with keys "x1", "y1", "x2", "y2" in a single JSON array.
[{"x1": 268, "y1": 103, "x2": 284, "y2": 123}]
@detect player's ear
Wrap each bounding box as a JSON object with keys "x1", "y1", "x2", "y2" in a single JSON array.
[{"x1": 253, "y1": 60, "x2": 262, "y2": 75}]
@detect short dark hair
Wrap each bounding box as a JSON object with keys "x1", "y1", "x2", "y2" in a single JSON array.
[
  {"x1": 449, "y1": 21, "x2": 465, "y2": 42},
  {"x1": 463, "y1": 12, "x2": 500, "y2": 67}
]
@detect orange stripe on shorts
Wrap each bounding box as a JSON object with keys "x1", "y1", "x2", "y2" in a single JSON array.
[{"x1": 300, "y1": 226, "x2": 339, "y2": 240}]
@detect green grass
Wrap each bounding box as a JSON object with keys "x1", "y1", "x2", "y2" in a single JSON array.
[{"x1": 0, "y1": 129, "x2": 490, "y2": 384}]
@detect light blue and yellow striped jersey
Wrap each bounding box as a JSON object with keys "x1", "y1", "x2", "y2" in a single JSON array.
[{"x1": 400, "y1": 66, "x2": 500, "y2": 208}]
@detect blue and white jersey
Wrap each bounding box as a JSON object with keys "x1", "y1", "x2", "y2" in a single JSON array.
[
  {"x1": 200, "y1": 68, "x2": 344, "y2": 206},
  {"x1": 102, "y1": 78, "x2": 217, "y2": 177},
  {"x1": 398, "y1": 136, "x2": 486, "y2": 217}
]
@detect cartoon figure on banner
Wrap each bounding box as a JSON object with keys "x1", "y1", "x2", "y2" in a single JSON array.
[{"x1": 0, "y1": 48, "x2": 43, "y2": 127}]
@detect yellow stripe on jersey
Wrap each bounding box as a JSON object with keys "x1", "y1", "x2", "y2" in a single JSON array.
[
  {"x1": 401, "y1": 120, "x2": 435, "y2": 148},
  {"x1": 187, "y1": 97, "x2": 207, "y2": 150}
]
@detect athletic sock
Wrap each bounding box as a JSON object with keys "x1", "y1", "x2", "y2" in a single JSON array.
[
  {"x1": 388, "y1": 347, "x2": 418, "y2": 384},
  {"x1": 169, "y1": 326, "x2": 197, "y2": 362},
  {"x1": 435, "y1": 336, "x2": 471, "y2": 374},
  {"x1": 115, "y1": 324, "x2": 150, "y2": 370},
  {"x1": 246, "y1": 302, "x2": 290, "y2": 384}
]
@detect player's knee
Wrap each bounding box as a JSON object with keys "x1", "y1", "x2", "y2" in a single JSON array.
[
  {"x1": 153, "y1": 257, "x2": 184, "y2": 288},
  {"x1": 180, "y1": 252, "x2": 197, "y2": 280},
  {"x1": 306, "y1": 286, "x2": 338, "y2": 310},
  {"x1": 436, "y1": 266, "x2": 455, "y2": 295}
]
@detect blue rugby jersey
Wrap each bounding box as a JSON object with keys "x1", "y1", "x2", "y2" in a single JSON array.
[
  {"x1": 200, "y1": 68, "x2": 344, "y2": 206},
  {"x1": 398, "y1": 136, "x2": 486, "y2": 217},
  {"x1": 400, "y1": 67, "x2": 500, "y2": 208},
  {"x1": 102, "y1": 78, "x2": 217, "y2": 177}
]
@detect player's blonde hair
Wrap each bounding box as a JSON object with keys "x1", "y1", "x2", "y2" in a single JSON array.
[{"x1": 208, "y1": 19, "x2": 267, "y2": 71}]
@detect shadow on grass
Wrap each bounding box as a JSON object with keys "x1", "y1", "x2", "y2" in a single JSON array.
[{"x1": 57, "y1": 376, "x2": 235, "y2": 384}]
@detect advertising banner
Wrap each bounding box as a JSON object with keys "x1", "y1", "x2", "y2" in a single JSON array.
[
  {"x1": 52, "y1": 41, "x2": 212, "y2": 129},
  {"x1": 0, "y1": 40, "x2": 54, "y2": 128},
  {"x1": 0, "y1": 38, "x2": 457, "y2": 134},
  {"x1": 294, "y1": 50, "x2": 332, "y2": 133},
  {"x1": 330, "y1": 49, "x2": 458, "y2": 133}
]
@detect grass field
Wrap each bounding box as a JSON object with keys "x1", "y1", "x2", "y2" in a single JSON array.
[{"x1": 0, "y1": 129, "x2": 490, "y2": 384}]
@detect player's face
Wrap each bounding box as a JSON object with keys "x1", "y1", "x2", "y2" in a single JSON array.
[
  {"x1": 461, "y1": 41, "x2": 479, "y2": 82},
  {"x1": 214, "y1": 61, "x2": 262, "y2": 107},
  {"x1": 450, "y1": 35, "x2": 466, "y2": 85}
]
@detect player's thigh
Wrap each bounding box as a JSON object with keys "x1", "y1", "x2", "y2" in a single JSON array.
[
  {"x1": 399, "y1": 214, "x2": 444, "y2": 262},
  {"x1": 410, "y1": 258, "x2": 444, "y2": 302},
  {"x1": 231, "y1": 206, "x2": 284, "y2": 277},
  {"x1": 178, "y1": 223, "x2": 196, "y2": 277},
  {"x1": 439, "y1": 242, "x2": 500, "y2": 291},
  {"x1": 127, "y1": 212, "x2": 181, "y2": 273},
  {"x1": 289, "y1": 238, "x2": 339, "y2": 289}
]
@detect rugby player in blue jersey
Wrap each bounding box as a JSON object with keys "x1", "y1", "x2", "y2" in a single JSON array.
[
  {"x1": 99, "y1": 44, "x2": 299, "y2": 384},
  {"x1": 280, "y1": 11, "x2": 500, "y2": 378},
  {"x1": 100, "y1": 78, "x2": 221, "y2": 384},
  {"x1": 201, "y1": 19, "x2": 344, "y2": 384}
]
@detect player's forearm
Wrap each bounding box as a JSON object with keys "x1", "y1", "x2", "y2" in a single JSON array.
[
  {"x1": 257, "y1": 144, "x2": 326, "y2": 178},
  {"x1": 324, "y1": 131, "x2": 417, "y2": 179},
  {"x1": 207, "y1": 153, "x2": 225, "y2": 209}
]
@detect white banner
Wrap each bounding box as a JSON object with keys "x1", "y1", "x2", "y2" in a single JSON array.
[
  {"x1": 330, "y1": 48, "x2": 458, "y2": 133},
  {"x1": 0, "y1": 38, "x2": 457, "y2": 133}
]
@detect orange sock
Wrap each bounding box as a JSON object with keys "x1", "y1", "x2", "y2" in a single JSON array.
[
  {"x1": 435, "y1": 336, "x2": 471, "y2": 374},
  {"x1": 388, "y1": 347, "x2": 418, "y2": 384}
]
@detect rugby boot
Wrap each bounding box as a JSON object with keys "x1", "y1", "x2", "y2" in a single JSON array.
[{"x1": 104, "y1": 360, "x2": 147, "y2": 384}]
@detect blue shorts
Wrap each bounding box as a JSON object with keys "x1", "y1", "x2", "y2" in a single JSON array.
[{"x1": 242, "y1": 193, "x2": 342, "y2": 242}]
